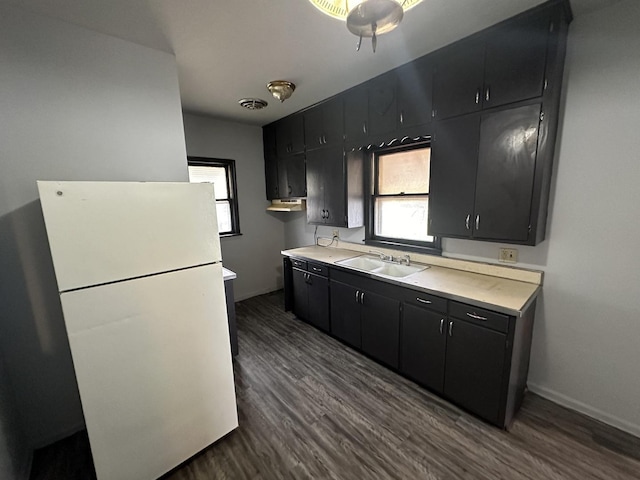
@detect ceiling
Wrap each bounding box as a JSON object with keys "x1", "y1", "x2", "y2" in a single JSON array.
[{"x1": 2, "y1": 0, "x2": 620, "y2": 126}]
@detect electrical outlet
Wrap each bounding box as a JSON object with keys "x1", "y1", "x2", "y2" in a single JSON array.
[
  {"x1": 499, "y1": 248, "x2": 518, "y2": 263},
  {"x1": 332, "y1": 229, "x2": 339, "y2": 239}
]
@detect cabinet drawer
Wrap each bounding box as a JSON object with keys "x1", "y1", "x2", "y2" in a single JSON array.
[
  {"x1": 308, "y1": 262, "x2": 328, "y2": 277},
  {"x1": 291, "y1": 258, "x2": 307, "y2": 270},
  {"x1": 400, "y1": 290, "x2": 447, "y2": 313},
  {"x1": 449, "y1": 301, "x2": 510, "y2": 333}
]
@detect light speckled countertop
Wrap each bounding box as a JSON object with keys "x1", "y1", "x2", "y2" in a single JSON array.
[{"x1": 282, "y1": 246, "x2": 541, "y2": 317}]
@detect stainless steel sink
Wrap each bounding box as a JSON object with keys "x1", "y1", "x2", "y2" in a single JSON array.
[{"x1": 336, "y1": 255, "x2": 428, "y2": 278}]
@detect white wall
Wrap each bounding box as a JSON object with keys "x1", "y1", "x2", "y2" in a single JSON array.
[
  {"x1": 283, "y1": 0, "x2": 640, "y2": 436},
  {"x1": 183, "y1": 113, "x2": 286, "y2": 300},
  {"x1": 0, "y1": 4, "x2": 189, "y2": 451}
]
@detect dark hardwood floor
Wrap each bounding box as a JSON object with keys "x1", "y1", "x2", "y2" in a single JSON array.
[{"x1": 31, "y1": 291, "x2": 640, "y2": 480}]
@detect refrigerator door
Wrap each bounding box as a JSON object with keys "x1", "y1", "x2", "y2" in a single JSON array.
[
  {"x1": 37, "y1": 181, "x2": 222, "y2": 292},
  {"x1": 60, "y1": 263, "x2": 237, "y2": 480}
]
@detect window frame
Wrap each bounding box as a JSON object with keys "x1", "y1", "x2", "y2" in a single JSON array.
[
  {"x1": 187, "y1": 156, "x2": 241, "y2": 238},
  {"x1": 364, "y1": 142, "x2": 442, "y2": 255}
]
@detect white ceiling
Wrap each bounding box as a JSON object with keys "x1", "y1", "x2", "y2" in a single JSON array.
[{"x1": 2, "y1": 0, "x2": 620, "y2": 126}]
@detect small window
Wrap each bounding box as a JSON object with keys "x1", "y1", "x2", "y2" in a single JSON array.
[
  {"x1": 187, "y1": 157, "x2": 241, "y2": 237},
  {"x1": 366, "y1": 144, "x2": 441, "y2": 253}
]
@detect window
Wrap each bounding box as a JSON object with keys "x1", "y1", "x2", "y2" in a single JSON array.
[
  {"x1": 187, "y1": 157, "x2": 241, "y2": 236},
  {"x1": 366, "y1": 143, "x2": 441, "y2": 254}
]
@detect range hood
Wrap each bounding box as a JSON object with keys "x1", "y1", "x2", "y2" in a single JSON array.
[{"x1": 266, "y1": 199, "x2": 306, "y2": 212}]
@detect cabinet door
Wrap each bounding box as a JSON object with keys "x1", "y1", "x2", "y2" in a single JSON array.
[
  {"x1": 361, "y1": 291, "x2": 400, "y2": 369},
  {"x1": 292, "y1": 268, "x2": 309, "y2": 322},
  {"x1": 397, "y1": 57, "x2": 433, "y2": 129},
  {"x1": 400, "y1": 304, "x2": 447, "y2": 393},
  {"x1": 264, "y1": 155, "x2": 279, "y2": 200},
  {"x1": 368, "y1": 71, "x2": 397, "y2": 138},
  {"x1": 473, "y1": 104, "x2": 541, "y2": 241},
  {"x1": 281, "y1": 152, "x2": 306, "y2": 198},
  {"x1": 344, "y1": 87, "x2": 369, "y2": 147},
  {"x1": 433, "y1": 43, "x2": 484, "y2": 120},
  {"x1": 329, "y1": 281, "x2": 361, "y2": 348},
  {"x1": 322, "y1": 97, "x2": 344, "y2": 146},
  {"x1": 322, "y1": 146, "x2": 346, "y2": 227},
  {"x1": 444, "y1": 319, "x2": 507, "y2": 425},
  {"x1": 305, "y1": 149, "x2": 325, "y2": 224},
  {"x1": 304, "y1": 108, "x2": 324, "y2": 150},
  {"x1": 483, "y1": 14, "x2": 549, "y2": 108},
  {"x1": 429, "y1": 114, "x2": 480, "y2": 238},
  {"x1": 307, "y1": 272, "x2": 329, "y2": 332},
  {"x1": 263, "y1": 124, "x2": 277, "y2": 159},
  {"x1": 276, "y1": 115, "x2": 305, "y2": 155}
]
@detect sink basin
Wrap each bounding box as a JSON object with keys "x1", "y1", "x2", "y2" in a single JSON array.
[
  {"x1": 375, "y1": 263, "x2": 427, "y2": 278},
  {"x1": 336, "y1": 255, "x2": 385, "y2": 272},
  {"x1": 336, "y1": 255, "x2": 428, "y2": 278}
]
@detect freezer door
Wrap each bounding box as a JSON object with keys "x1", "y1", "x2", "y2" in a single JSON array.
[
  {"x1": 60, "y1": 263, "x2": 237, "y2": 480},
  {"x1": 37, "y1": 181, "x2": 222, "y2": 292}
]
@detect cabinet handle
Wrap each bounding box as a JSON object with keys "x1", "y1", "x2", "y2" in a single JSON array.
[
  {"x1": 475, "y1": 89, "x2": 480, "y2": 104},
  {"x1": 318, "y1": 136, "x2": 322, "y2": 145},
  {"x1": 363, "y1": 122, "x2": 367, "y2": 134},
  {"x1": 475, "y1": 214, "x2": 480, "y2": 230},
  {"x1": 448, "y1": 321, "x2": 453, "y2": 337},
  {"x1": 485, "y1": 87, "x2": 490, "y2": 102},
  {"x1": 326, "y1": 210, "x2": 330, "y2": 219},
  {"x1": 465, "y1": 214, "x2": 470, "y2": 230},
  {"x1": 312, "y1": 267, "x2": 321, "y2": 272},
  {"x1": 360, "y1": 292, "x2": 365, "y2": 304},
  {"x1": 416, "y1": 297, "x2": 431, "y2": 305},
  {"x1": 355, "y1": 290, "x2": 360, "y2": 303},
  {"x1": 466, "y1": 312, "x2": 488, "y2": 321},
  {"x1": 288, "y1": 185, "x2": 292, "y2": 195},
  {"x1": 399, "y1": 111, "x2": 404, "y2": 125},
  {"x1": 440, "y1": 318, "x2": 444, "y2": 335},
  {"x1": 323, "y1": 134, "x2": 327, "y2": 144}
]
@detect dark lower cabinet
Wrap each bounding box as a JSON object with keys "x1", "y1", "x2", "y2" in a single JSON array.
[
  {"x1": 292, "y1": 266, "x2": 329, "y2": 332},
  {"x1": 400, "y1": 304, "x2": 447, "y2": 393},
  {"x1": 360, "y1": 291, "x2": 400, "y2": 369},
  {"x1": 329, "y1": 280, "x2": 361, "y2": 348},
  {"x1": 443, "y1": 319, "x2": 507, "y2": 425},
  {"x1": 284, "y1": 256, "x2": 537, "y2": 429}
]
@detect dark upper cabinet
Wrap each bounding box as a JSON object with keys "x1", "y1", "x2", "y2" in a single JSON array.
[
  {"x1": 263, "y1": 124, "x2": 277, "y2": 159},
  {"x1": 264, "y1": 155, "x2": 280, "y2": 200},
  {"x1": 304, "y1": 97, "x2": 344, "y2": 150},
  {"x1": 430, "y1": 103, "x2": 542, "y2": 244},
  {"x1": 368, "y1": 71, "x2": 397, "y2": 140},
  {"x1": 432, "y1": 42, "x2": 485, "y2": 120},
  {"x1": 434, "y1": 8, "x2": 553, "y2": 120},
  {"x1": 483, "y1": 13, "x2": 550, "y2": 109},
  {"x1": 306, "y1": 146, "x2": 363, "y2": 228},
  {"x1": 278, "y1": 152, "x2": 306, "y2": 199},
  {"x1": 429, "y1": 114, "x2": 481, "y2": 238},
  {"x1": 443, "y1": 318, "x2": 507, "y2": 425},
  {"x1": 276, "y1": 113, "x2": 305, "y2": 155},
  {"x1": 344, "y1": 86, "x2": 368, "y2": 148},
  {"x1": 473, "y1": 104, "x2": 541, "y2": 241},
  {"x1": 396, "y1": 56, "x2": 433, "y2": 131}
]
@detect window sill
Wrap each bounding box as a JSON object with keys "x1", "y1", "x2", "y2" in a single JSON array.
[
  {"x1": 364, "y1": 238, "x2": 442, "y2": 256},
  {"x1": 220, "y1": 232, "x2": 242, "y2": 239}
]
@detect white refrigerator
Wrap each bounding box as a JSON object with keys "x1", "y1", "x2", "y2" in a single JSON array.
[{"x1": 38, "y1": 181, "x2": 238, "y2": 480}]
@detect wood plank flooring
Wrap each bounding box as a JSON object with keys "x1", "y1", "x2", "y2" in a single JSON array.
[{"x1": 31, "y1": 291, "x2": 640, "y2": 480}]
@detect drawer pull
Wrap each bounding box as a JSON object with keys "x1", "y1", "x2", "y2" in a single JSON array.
[
  {"x1": 466, "y1": 312, "x2": 488, "y2": 321},
  {"x1": 416, "y1": 297, "x2": 431, "y2": 304},
  {"x1": 312, "y1": 267, "x2": 322, "y2": 272}
]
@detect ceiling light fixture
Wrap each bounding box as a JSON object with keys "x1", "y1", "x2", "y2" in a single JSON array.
[
  {"x1": 266, "y1": 81, "x2": 296, "y2": 103},
  {"x1": 238, "y1": 98, "x2": 268, "y2": 110},
  {"x1": 308, "y1": 0, "x2": 423, "y2": 53}
]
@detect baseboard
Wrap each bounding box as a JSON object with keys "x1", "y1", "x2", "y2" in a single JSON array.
[
  {"x1": 234, "y1": 287, "x2": 281, "y2": 302},
  {"x1": 528, "y1": 383, "x2": 640, "y2": 438}
]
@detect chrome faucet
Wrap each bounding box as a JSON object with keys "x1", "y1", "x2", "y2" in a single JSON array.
[
  {"x1": 397, "y1": 254, "x2": 411, "y2": 266},
  {"x1": 368, "y1": 250, "x2": 393, "y2": 262}
]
